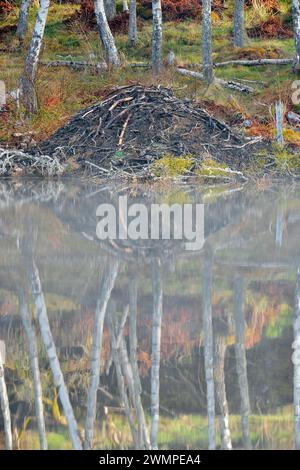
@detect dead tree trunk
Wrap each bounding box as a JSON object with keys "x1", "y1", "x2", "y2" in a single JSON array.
[
  {"x1": 214, "y1": 335, "x2": 232, "y2": 450},
  {"x1": 0, "y1": 343, "x2": 12, "y2": 450},
  {"x1": 233, "y1": 0, "x2": 246, "y2": 47},
  {"x1": 128, "y1": 0, "x2": 137, "y2": 47},
  {"x1": 150, "y1": 258, "x2": 163, "y2": 450},
  {"x1": 17, "y1": 0, "x2": 31, "y2": 45},
  {"x1": 233, "y1": 277, "x2": 252, "y2": 449},
  {"x1": 18, "y1": 288, "x2": 48, "y2": 450},
  {"x1": 84, "y1": 258, "x2": 119, "y2": 450},
  {"x1": 104, "y1": 0, "x2": 116, "y2": 20},
  {"x1": 293, "y1": 269, "x2": 300, "y2": 450},
  {"x1": 19, "y1": 0, "x2": 50, "y2": 114},
  {"x1": 202, "y1": 0, "x2": 214, "y2": 83},
  {"x1": 27, "y1": 257, "x2": 82, "y2": 449},
  {"x1": 152, "y1": 0, "x2": 163, "y2": 75},
  {"x1": 292, "y1": 0, "x2": 300, "y2": 69},
  {"x1": 94, "y1": 0, "x2": 120, "y2": 67},
  {"x1": 202, "y1": 250, "x2": 216, "y2": 450}
]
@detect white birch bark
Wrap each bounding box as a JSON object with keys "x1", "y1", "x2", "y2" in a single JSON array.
[
  {"x1": 94, "y1": 0, "x2": 120, "y2": 67},
  {"x1": 19, "y1": 0, "x2": 50, "y2": 114},
  {"x1": 84, "y1": 258, "x2": 119, "y2": 450},
  {"x1": 292, "y1": 0, "x2": 300, "y2": 67},
  {"x1": 0, "y1": 344, "x2": 12, "y2": 450},
  {"x1": 202, "y1": 0, "x2": 214, "y2": 83},
  {"x1": 18, "y1": 288, "x2": 48, "y2": 450},
  {"x1": 17, "y1": 0, "x2": 31, "y2": 44},
  {"x1": 150, "y1": 258, "x2": 163, "y2": 450},
  {"x1": 214, "y1": 336, "x2": 232, "y2": 450},
  {"x1": 151, "y1": 0, "x2": 163, "y2": 75},
  {"x1": 122, "y1": 0, "x2": 129, "y2": 11},
  {"x1": 202, "y1": 250, "x2": 216, "y2": 450},
  {"x1": 233, "y1": 277, "x2": 252, "y2": 450},
  {"x1": 28, "y1": 258, "x2": 82, "y2": 449},
  {"x1": 293, "y1": 269, "x2": 300, "y2": 450},
  {"x1": 233, "y1": 0, "x2": 246, "y2": 47},
  {"x1": 128, "y1": 0, "x2": 137, "y2": 47}
]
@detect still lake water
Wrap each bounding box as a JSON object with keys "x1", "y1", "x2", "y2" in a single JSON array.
[{"x1": 0, "y1": 179, "x2": 299, "y2": 450}]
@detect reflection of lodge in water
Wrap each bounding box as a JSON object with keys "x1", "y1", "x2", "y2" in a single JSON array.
[{"x1": 0, "y1": 181, "x2": 300, "y2": 450}]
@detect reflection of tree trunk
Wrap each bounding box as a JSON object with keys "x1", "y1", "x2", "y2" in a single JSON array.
[
  {"x1": 0, "y1": 350, "x2": 12, "y2": 450},
  {"x1": 108, "y1": 303, "x2": 138, "y2": 447},
  {"x1": 214, "y1": 335, "x2": 232, "y2": 450},
  {"x1": 18, "y1": 288, "x2": 47, "y2": 450},
  {"x1": 84, "y1": 258, "x2": 119, "y2": 450},
  {"x1": 129, "y1": 279, "x2": 150, "y2": 449},
  {"x1": 233, "y1": 277, "x2": 252, "y2": 449},
  {"x1": 293, "y1": 270, "x2": 300, "y2": 449},
  {"x1": 28, "y1": 258, "x2": 82, "y2": 449},
  {"x1": 202, "y1": 250, "x2": 216, "y2": 450},
  {"x1": 150, "y1": 258, "x2": 163, "y2": 450}
]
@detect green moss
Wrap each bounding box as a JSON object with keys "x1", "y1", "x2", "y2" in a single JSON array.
[{"x1": 152, "y1": 154, "x2": 193, "y2": 177}]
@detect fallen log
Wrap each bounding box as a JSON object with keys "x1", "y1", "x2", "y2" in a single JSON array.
[
  {"x1": 214, "y1": 58, "x2": 294, "y2": 67},
  {"x1": 176, "y1": 68, "x2": 255, "y2": 94}
]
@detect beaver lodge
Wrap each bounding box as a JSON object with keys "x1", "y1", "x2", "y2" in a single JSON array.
[{"x1": 1, "y1": 85, "x2": 268, "y2": 179}]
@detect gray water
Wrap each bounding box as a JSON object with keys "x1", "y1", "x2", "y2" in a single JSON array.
[{"x1": 0, "y1": 179, "x2": 299, "y2": 450}]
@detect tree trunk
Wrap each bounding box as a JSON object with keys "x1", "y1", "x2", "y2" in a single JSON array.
[
  {"x1": 27, "y1": 257, "x2": 82, "y2": 449},
  {"x1": 128, "y1": 280, "x2": 150, "y2": 448},
  {"x1": 19, "y1": 0, "x2": 50, "y2": 115},
  {"x1": 214, "y1": 335, "x2": 232, "y2": 450},
  {"x1": 151, "y1": 0, "x2": 163, "y2": 75},
  {"x1": 202, "y1": 0, "x2": 214, "y2": 83},
  {"x1": 84, "y1": 258, "x2": 119, "y2": 450},
  {"x1": 0, "y1": 346, "x2": 12, "y2": 450},
  {"x1": 128, "y1": 0, "x2": 137, "y2": 47},
  {"x1": 292, "y1": 0, "x2": 300, "y2": 68},
  {"x1": 108, "y1": 303, "x2": 138, "y2": 447},
  {"x1": 202, "y1": 250, "x2": 216, "y2": 450},
  {"x1": 18, "y1": 288, "x2": 48, "y2": 450},
  {"x1": 94, "y1": 0, "x2": 120, "y2": 67},
  {"x1": 293, "y1": 269, "x2": 300, "y2": 450},
  {"x1": 17, "y1": 0, "x2": 31, "y2": 45},
  {"x1": 233, "y1": 0, "x2": 246, "y2": 47},
  {"x1": 122, "y1": 0, "x2": 129, "y2": 11},
  {"x1": 233, "y1": 277, "x2": 252, "y2": 450},
  {"x1": 150, "y1": 258, "x2": 163, "y2": 450},
  {"x1": 104, "y1": 0, "x2": 116, "y2": 20}
]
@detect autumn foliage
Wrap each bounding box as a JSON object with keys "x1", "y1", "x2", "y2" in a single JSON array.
[{"x1": 0, "y1": 0, "x2": 14, "y2": 17}]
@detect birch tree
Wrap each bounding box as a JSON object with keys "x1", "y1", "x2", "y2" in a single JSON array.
[
  {"x1": 233, "y1": 277, "x2": 252, "y2": 449},
  {"x1": 108, "y1": 303, "x2": 138, "y2": 447},
  {"x1": 150, "y1": 258, "x2": 163, "y2": 450},
  {"x1": 202, "y1": 250, "x2": 216, "y2": 450},
  {"x1": 18, "y1": 288, "x2": 48, "y2": 450},
  {"x1": 17, "y1": 0, "x2": 31, "y2": 45},
  {"x1": 0, "y1": 342, "x2": 12, "y2": 450},
  {"x1": 122, "y1": 0, "x2": 129, "y2": 11},
  {"x1": 202, "y1": 0, "x2": 214, "y2": 83},
  {"x1": 84, "y1": 258, "x2": 119, "y2": 450},
  {"x1": 19, "y1": 0, "x2": 50, "y2": 114},
  {"x1": 292, "y1": 0, "x2": 300, "y2": 68},
  {"x1": 233, "y1": 0, "x2": 246, "y2": 47},
  {"x1": 128, "y1": 0, "x2": 137, "y2": 47},
  {"x1": 128, "y1": 280, "x2": 150, "y2": 449},
  {"x1": 293, "y1": 269, "x2": 300, "y2": 450},
  {"x1": 214, "y1": 335, "x2": 232, "y2": 450},
  {"x1": 94, "y1": 0, "x2": 120, "y2": 67},
  {"x1": 152, "y1": 0, "x2": 163, "y2": 75},
  {"x1": 24, "y1": 252, "x2": 82, "y2": 449}
]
